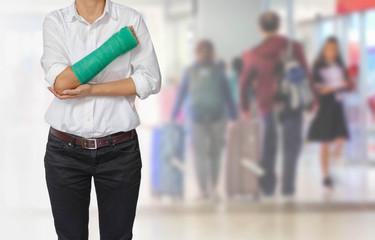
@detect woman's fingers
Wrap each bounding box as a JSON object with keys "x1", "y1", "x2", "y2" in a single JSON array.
[
  {"x1": 129, "y1": 25, "x2": 139, "y2": 44},
  {"x1": 48, "y1": 87, "x2": 76, "y2": 100},
  {"x1": 63, "y1": 88, "x2": 81, "y2": 95}
]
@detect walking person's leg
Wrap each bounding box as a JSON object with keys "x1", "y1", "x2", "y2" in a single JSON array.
[
  {"x1": 332, "y1": 137, "x2": 346, "y2": 160},
  {"x1": 320, "y1": 141, "x2": 333, "y2": 187},
  {"x1": 208, "y1": 118, "x2": 226, "y2": 196},
  {"x1": 281, "y1": 113, "x2": 303, "y2": 196},
  {"x1": 44, "y1": 133, "x2": 92, "y2": 240},
  {"x1": 191, "y1": 122, "x2": 211, "y2": 197},
  {"x1": 259, "y1": 113, "x2": 278, "y2": 196},
  {"x1": 332, "y1": 100, "x2": 349, "y2": 160},
  {"x1": 94, "y1": 136, "x2": 142, "y2": 240}
]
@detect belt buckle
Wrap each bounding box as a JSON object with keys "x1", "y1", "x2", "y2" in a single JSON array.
[{"x1": 82, "y1": 138, "x2": 97, "y2": 150}]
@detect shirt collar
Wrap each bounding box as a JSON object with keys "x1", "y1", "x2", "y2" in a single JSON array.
[{"x1": 65, "y1": 0, "x2": 118, "y2": 23}]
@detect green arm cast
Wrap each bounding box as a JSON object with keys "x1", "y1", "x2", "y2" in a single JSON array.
[{"x1": 72, "y1": 26, "x2": 138, "y2": 84}]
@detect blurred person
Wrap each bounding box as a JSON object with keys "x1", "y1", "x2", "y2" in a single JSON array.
[
  {"x1": 308, "y1": 37, "x2": 350, "y2": 189},
  {"x1": 228, "y1": 57, "x2": 243, "y2": 105},
  {"x1": 240, "y1": 11, "x2": 310, "y2": 199},
  {"x1": 171, "y1": 40, "x2": 237, "y2": 200},
  {"x1": 41, "y1": 0, "x2": 161, "y2": 239}
]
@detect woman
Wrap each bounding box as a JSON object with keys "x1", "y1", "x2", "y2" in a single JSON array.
[
  {"x1": 171, "y1": 40, "x2": 236, "y2": 201},
  {"x1": 41, "y1": 0, "x2": 161, "y2": 239},
  {"x1": 308, "y1": 37, "x2": 349, "y2": 189}
]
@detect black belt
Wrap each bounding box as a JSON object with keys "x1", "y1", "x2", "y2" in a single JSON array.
[{"x1": 50, "y1": 127, "x2": 137, "y2": 150}]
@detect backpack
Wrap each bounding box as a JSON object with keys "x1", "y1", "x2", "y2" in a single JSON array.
[
  {"x1": 189, "y1": 64, "x2": 225, "y2": 122},
  {"x1": 274, "y1": 44, "x2": 313, "y2": 115}
]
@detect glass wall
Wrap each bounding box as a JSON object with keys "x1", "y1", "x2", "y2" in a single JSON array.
[
  {"x1": 298, "y1": 10, "x2": 375, "y2": 161},
  {"x1": 364, "y1": 10, "x2": 375, "y2": 160}
]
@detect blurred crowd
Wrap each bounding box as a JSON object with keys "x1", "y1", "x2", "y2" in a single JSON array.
[{"x1": 151, "y1": 11, "x2": 354, "y2": 204}]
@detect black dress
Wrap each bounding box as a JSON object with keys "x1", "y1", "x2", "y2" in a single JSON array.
[{"x1": 308, "y1": 62, "x2": 349, "y2": 142}]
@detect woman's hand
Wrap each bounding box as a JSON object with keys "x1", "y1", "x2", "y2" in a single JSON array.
[
  {"x1": 54, "y1": 66, "x2": 81, "y2": 95},
  {"x1": 62, "y1": 84, "x2": 92, "y2": 97},
  {"x1": 128, "y1": 26, "x2": 139, "y2": 44},
  {"x1": 48, "y1": 77, "x2": 137, "y2": 99},
  {"x1": 48, "y1": 84, "x2": 92, "y2": 100},
  {"x1": 319, "y1": 86, "x2": 334, "y2": 95}
]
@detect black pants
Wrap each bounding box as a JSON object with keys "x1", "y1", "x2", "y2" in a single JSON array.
[
  {"x1": 44, "y1": 132, "x2": 142, "y2": 240},
  {"x1": 259, "y1": 112, "x2": 302, "y2": 196}
]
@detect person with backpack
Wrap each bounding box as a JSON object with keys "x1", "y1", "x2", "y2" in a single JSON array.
[
  {"x1": 171, "y1": 40, "x2": 237, "y2": 200},
  {"x1": 308, "y1": 37, "x2": 350, "y2": 189},
  {"x1": 240, "y1": 11, "x2": 311, "y2": 200}
]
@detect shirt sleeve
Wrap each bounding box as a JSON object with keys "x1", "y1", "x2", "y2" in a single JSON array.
[
  {"x1": 40, "y1": 13, "x2": 69, "y2": 88},
  {"x1": 239, "y1": 51, "x2": 255, "y2": 112},
  {"x1": 130, "y1": 14, "x2": 162, "y2": 100}
]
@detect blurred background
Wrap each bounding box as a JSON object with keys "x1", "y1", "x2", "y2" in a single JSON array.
[{"x1": 2, "y1": 0, "x2": 375, "y2": 239}]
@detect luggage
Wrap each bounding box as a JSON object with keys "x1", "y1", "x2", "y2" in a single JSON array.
[
  {"x1": 151, "y1": 123, "x2": 185, "y2": 196},
  {"x1": 226, "y1": 119, "x2": 263, "y2": 199},
  {"x1": 151, "y1": 127, "x2": 162, "y2": 194}
]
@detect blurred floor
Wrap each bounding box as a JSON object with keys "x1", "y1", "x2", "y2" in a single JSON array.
[
  {"x1": 134, "y1": 205, "x2": 375, "y2": 240},
  {"x1": 2, "y1": 203, "x2": 375, "y2": 240}
]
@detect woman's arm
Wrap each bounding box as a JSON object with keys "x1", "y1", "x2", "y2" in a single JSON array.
[
  {"x1": 41, "y1": 13, "x2": 70, "y2": 91},
  {"x1": 53, "y1": 26, "x2": 139, "y2": 95},
  {"x1": 312, "y1": 62, "x2": 334, "y2": 95},
  {"x1": 48, "y1": 77, "x2": 136, "y2": 99},
  {"x1": 54, "y1": 67, "x2": 81, "y2": 95},
  {"x1": 50, "y1": 14, "x2": 160, "y2": 100}
]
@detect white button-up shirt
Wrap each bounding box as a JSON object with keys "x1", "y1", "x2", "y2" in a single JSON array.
[{"x1": 41, "y1": 0, "x2": 161, "y2": 138}]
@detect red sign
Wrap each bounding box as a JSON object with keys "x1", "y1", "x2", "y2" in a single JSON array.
[{"x1": 337, "y1": 0, "x2": 375, "y2": 14}]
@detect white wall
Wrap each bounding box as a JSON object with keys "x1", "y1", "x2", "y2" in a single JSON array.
[
  {"x1": 196, "y1": 0, "x2": 263, "y2": 63},
  {"x1": 194, "y1": 0, "x2": 336, "y2": 63}
]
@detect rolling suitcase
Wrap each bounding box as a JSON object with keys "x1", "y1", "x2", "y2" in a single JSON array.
[
  {"x1": 226, "y1": 119, "x2": 263, "y2": 199},
  {"x1": 151, "y1": 123, "x2": 185, "y2": 196},
  {"x1": 151, "y1": 127, "x2": 162, "y2": 195}
]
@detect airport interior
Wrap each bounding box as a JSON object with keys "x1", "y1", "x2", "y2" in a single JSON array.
[{"x1": 2, "y1": 0, "x2": 375, "y2": 239}]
